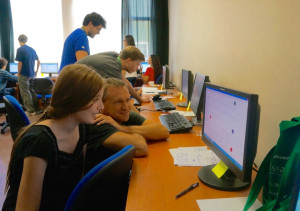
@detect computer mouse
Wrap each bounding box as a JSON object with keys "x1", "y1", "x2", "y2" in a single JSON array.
[{"x1": 152, "y1": 94, "x2": 162, "y2": 101}]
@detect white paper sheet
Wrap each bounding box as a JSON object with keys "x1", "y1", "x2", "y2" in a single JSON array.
[
  {"x1": 196, "y1": 197, "x2": 262, "y2": 211},
  {"x1": 169, "y1": 147, "x2": 220, "y2": 166},
  {"x1": 142, "y1": 87, "x2": 158, "y2": 94}
]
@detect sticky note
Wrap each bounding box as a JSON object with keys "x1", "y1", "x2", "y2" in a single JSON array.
[
  {"x1": 179, "y1": 92, "x2": 183, "y2": 100},
  {"x1": 41, "y1": 73, "x2": 44, "y2": 77},
  {"x1": 186, "y1": 101, "x2": 191, "y2": 111},
  {"x1": 212, "y1": 161, "x2": 228, "y2": 178}
]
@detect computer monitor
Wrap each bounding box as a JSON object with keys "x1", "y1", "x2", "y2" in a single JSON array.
[
  {"x1": 9, "y1": 63, "x2": 18, "y2": 74},
  {"x1": 198, "y1": 83, "x2": 260, "y2": 191},
  {"x1": 162, "y1": 65, "x2": 170, "y2": 89},
  {"x1": 141, "y1": 62, "x2": 150, "y2": 73},
  {"x1": 41, "y1": 63, "x2": 59, "y2": 76},
  {"x1": 177, "y1": 69, "x2": 194, "y2": 107},
  {"x1": 189, "y1": 73, "x2": 210, "y2": 125}
]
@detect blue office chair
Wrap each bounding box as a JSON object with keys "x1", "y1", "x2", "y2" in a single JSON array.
[
  {"x1": 0, "y1": 97, "x2": 9, "y2": 134},
  {"x1": 30, "y1": 77, "x2": 54, "y2": 109},
  {"x1": 64, "y1": 145, "x2": 136, "y2": 211},
  {"x1": 3, "y1": 95, "x2": 30, "y2": 141},
  {"x1": 156, "y1": 74, "x2": 162, "y2": 84}
]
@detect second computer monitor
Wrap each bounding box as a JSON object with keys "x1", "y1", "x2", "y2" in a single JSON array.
[
  {"x1": 9, "y1": 63, "x2": 18, "y2": 74},
  {"x1": 177, "y1": 69, "x2": 194, "y2": 107},
  {"x1": 162, "y1": 65, "x2": 170, "y2": 89},
  {"x1": 41, "y1": 63, "x2": 59, "y2": 76},
  {"x1": 190, "y1": 72, "x2": 208, "y2": 124},
  {"x1": 141, "y1": 62, "x2": 150, "y2": 73}
]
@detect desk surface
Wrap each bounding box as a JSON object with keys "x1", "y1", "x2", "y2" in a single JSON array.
[{"x1": 125, "y1": 89, "x2": 256, "y2": 211}]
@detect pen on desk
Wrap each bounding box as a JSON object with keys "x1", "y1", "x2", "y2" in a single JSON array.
[{"x1": 175, "y1": 182, "x2": 199, "y2": 199}]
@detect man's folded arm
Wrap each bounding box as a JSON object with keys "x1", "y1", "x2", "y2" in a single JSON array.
[
  {"x1": 121, "y1": 119, "x2": 169, "y2": 141},
  {"x1": 102, "y1": 131, "x2": 148, "y2": 157}
]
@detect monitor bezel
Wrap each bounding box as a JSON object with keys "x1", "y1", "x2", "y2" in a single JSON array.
[
  {"x1": 201, "y1": 83, "x2": 259, "y2": 183},
  {"x1": 40, "y1": 63, "x2": 59, "y2": 74},
  {"x1": 190, "y1": 73, "x2": 207, "y2": 122}
]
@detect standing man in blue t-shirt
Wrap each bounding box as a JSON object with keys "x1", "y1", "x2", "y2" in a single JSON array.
[
  {"x1": 16, "y1": 34, "x2": 40, "y2": 115},
  {"x1": 59, "y1": 12, "x2": 106, "y2": 71}
]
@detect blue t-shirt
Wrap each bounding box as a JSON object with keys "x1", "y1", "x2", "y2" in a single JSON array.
[
  {"x1": 59, "y1": 28, "x2": 90, "y2": 71},
  {"x1": 15, "y1": 45, "x2": 39, "y2": 77}
]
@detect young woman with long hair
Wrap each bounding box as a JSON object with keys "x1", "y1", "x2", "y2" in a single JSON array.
[
  {"x1": 142, "y1": 55, "x2": 162, "y2": 84},
  {"x1": 3, "y1": 64, "x2": 106, "y2": 211}
]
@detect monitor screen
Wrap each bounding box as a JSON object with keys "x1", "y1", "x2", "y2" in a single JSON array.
[
  {"x1": 41, "y1": 63, "x2": 59, "y2": 75},
  {"x1": 141, "y1": 62, "x2": 150, "y2": 73},
  {"x1": 9, "y1": 63, "x2": 18, "y2": 74},
  {"x1": 190, "y1": 73, "x2": 206, "y2": 123},
  {"x1": 162, "y1": 65, "x2": 170, "y2": 89},
  {"x1": 198, "y1": 83, "x2": 260, "y2": 191},
  {"x1": 177, "y1": 69, "x2": 194, "y2": 108}
]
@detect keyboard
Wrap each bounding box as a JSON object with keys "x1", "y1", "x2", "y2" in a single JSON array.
[
  {"x1": 153, "y1": 100, "x2": 176, "y2": 111},
  {"x1": 159, "y1": 112, "x2": 193, "y2": 133}
]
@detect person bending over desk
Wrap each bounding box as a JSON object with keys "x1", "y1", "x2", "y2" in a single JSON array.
[
  {"x1": 85, "y1": 78, "x2": 169, "y2": 171},
  {"x1": 0, "y1": 57, "x2": 18, "y2": 97},
  {"x1": 77, "y1": 46, "x2": 150, "y2": 103}
]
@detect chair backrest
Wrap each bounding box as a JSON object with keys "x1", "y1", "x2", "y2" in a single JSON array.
[
  {"x1": 64, "y1": 145, "x2": 136, "y2": 211},
  {"x1": 31, "y1": 77, "x2": 54, "y2": 95},
  {"x1": 3, "y1": 95, "x2": 30, "y2": 141},
  {"x1": 156, "y1": 73, "x2": 162, "y2": 84}
]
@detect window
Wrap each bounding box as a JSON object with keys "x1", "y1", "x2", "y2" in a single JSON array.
[
  {"x1": 11, "y1": 0, "x2": 122, "y2": 74},
  {"x1": 11, "y1": 0, "x2": 63, "y2": 66},
  {"x1": 72, "y1": 0, "x2": 122, "y2": 54}
]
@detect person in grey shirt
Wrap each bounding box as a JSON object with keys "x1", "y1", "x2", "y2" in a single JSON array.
[{"x1": 77, "y1": 46, "x2": 150, "y2": 103}]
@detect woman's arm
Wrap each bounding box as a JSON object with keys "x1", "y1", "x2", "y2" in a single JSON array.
[
  {"x1": 142, "y1": 67, "x2": 153, "y2": 84},
  {"x1": 142, "y1": 75, "x2": 149, "y2": 84},
  {"x1": 16, "y1": 156, "x2": 47, "y2": 211}
]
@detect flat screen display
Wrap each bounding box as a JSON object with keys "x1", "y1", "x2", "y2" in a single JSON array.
[
  {"x1": 141, "y1": 62, "x2": 150, "y2": 73},
  {"x1": 190, "y1": 73, "x2": 206, "y2": 119},
  {"x1": 9, "y1": 63, "x2": 18, "y2": 74},
  {"x1": 41, "y1": 63, "x2": 59, "y2": 74},
  {"x1": 203, "y1": 87, "x2": 249, "y2": 170}
]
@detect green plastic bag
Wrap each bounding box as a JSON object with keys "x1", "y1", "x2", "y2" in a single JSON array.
[{"x1": 244, "y1": 117, "x2": 300, "y2": 211}]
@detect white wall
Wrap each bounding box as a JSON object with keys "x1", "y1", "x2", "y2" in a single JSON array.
[
  {"x1": 169, "y1": 0, "x2": 300, "y2": 165},
  {"x1": 61, "y1": 0, "x2": 122, "y2": 54}
]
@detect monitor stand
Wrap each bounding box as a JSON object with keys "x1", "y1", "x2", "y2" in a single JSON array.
[
  {"x1": 177, "y1": 102, "x2": 188, "y2": 107},
  {"x1": 191, "y1": 117, "x2": 202, "y2": 126},
  {"x1": 198, "y1": 165, "x2": 250, "y2": 191}
]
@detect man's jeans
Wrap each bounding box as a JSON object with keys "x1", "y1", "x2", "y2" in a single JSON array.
[{"x1": 18, "y1": 75, "x2": 39, "y2": 113}]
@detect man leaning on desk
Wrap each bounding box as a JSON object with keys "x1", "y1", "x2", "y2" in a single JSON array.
[
  {"x1": 77, "y1": 46, "x2": 150, "y2": 103},
  {"x1": 85, "y1": 78, "x2": 169, "y2": 171}
]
